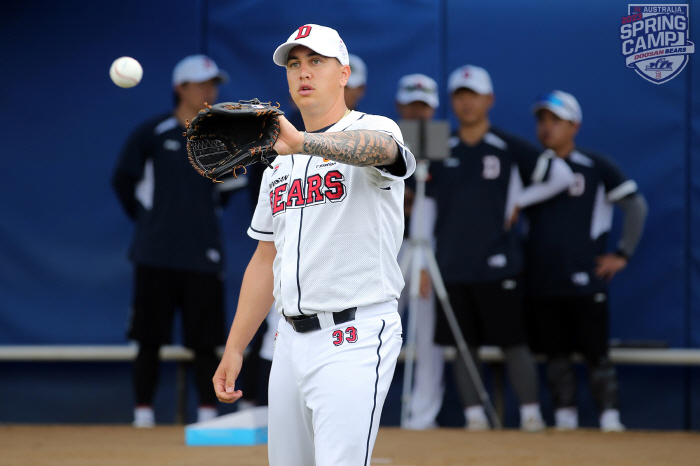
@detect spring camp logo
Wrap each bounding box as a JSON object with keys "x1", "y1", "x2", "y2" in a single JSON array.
[{"x1": 620, "y1": 4, "x2": 694, "y2": 84}]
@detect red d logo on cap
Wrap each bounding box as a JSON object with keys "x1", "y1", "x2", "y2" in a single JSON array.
[{"x1": 295, "y1": 25, "x2": 312, "y2": 40}]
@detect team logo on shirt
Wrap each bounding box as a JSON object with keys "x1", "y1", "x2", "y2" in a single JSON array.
[
  {"x1": 316, "y1": 159, "x2": 336, "y2": 169},
  {"x1": 568, "y1": 173, "x2": 586, "y2": 196},
  {"x1": 163, "y1": 139, "x2": 181, "y2": 151},
  {"x1": 620, "y1": 4, "x2": 694, "y2": 84},
  {"x1": 482, "y1": 155, "x2": 500, "y2": 179}
]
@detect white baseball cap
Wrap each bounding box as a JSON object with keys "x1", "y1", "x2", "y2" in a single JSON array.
[
  {"x1": 347, "y1": 54, "x2": 367, "y2": 88},
  {"x1": 533, "y1": 90, "x2": 582, "y2": 123},
  {"x1": 448, "y1": 65, "x2": 493, "y2": 95},
  {"x1": 395, "y1": 74, "x2": 439, "y2": 109},
  {"x1": 273, "y1": 24, "x2": 349, "y2": 67},
  {"x1": 172, "y1": 54, "x2": 229, "y2": 87}
]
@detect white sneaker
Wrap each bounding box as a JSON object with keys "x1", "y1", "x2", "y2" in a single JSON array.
[
  {"x1": 521, "y1": 414, "x2": 546, "y2": 432},
  {"x1": 465, "y1": 406, "x2": 490, "y2": 431},
  {"x1": 520, "y1": 403, "x2": 545, "y2": 432},
  {"x1": 555, "y1": 407, "x2": 579, "y2": 431},
  {"x1": 467, "y1": 416, "x2": 490, "y2": 431},
  {"x1": 600, "y1": 409, "x2": 626, "y2": 432},
  {"x1": 133, "y1": 406, "x2": 155, "y2": 428},
  {"x1": 197, "y1": 406, "x2": 218, "y2": 423},
  {"x1": 404, "y1": 418, "x2": 438, "y2": 430}
]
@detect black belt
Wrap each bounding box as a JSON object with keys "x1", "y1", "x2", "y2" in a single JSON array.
[{"x1": 285, "y1": 307, "x2": 357, "y2": 333}]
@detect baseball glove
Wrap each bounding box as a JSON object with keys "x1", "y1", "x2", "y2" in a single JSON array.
[{"x1": 185, "y1": 99, "x2": 284, "y2": 182}]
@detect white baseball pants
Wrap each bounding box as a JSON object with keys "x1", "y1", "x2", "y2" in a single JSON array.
[{"x1": 267, "y1": 300, "x2": 402, "y2": 466}]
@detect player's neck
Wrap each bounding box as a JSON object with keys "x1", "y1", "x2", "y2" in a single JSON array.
[
  {"x1": 458, "y1": 118, "x2": 490, "y2": 146},
  {"x1": 551, "y1": 142, "x2": 576, "y2": 158},
  {"x1": 300, "y1": 97, "x2": 349, "y2": 132}
]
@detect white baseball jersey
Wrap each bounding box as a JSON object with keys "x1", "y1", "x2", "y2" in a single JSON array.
[{"x1": 248, "y1": 111, "x2": 416, "y2": 317}]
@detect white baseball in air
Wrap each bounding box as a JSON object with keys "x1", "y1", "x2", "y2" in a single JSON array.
[{"x1": 109, "y1": 56, "x2": 143, "y2": 88}]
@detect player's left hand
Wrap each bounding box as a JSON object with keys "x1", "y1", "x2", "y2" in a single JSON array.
[
  {"x1": 272, "y1": 115, "x2": 305, "y2": 155},
  {"x1": 595, "y1": 253, "x2": 627, "y2": 281}
]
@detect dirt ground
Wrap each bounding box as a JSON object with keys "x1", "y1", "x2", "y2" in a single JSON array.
[{"x1": 1, "y1": 425, "x2": 699, "y2": 466}]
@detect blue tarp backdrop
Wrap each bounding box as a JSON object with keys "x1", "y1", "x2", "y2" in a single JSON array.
[{"x1": 1, "y1": 0, "x2": 698, "y2": 428}]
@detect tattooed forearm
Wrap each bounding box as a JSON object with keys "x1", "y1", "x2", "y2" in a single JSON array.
[{"x1": 301, "y1": 131, "x2": 399, "y2": 167}]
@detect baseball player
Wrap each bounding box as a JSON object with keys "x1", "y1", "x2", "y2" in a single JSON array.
[
  {"x1": 394, "y1": 73, "x2": 445, "y2": 430},
  {"x1": 426, "y1": 65, "x2": 574, "y2": 431},
  {"x1": 524, "y1": 91, "x2": 647, "y2": 432},
  {"x1": 112, "y1": 55, "x2": 238, "y2": 427},
  {"x1": 213, "y1": 24, "x2": 416, "y2": 466}
]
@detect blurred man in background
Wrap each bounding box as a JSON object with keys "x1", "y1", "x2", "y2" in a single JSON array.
[
  {"x1": 426, "y1": 65, "x2": 574, "y2": 431},
  {"x1": 112, "y1": 55, "x2": 240, "y2": 427},
  {"x1": 524, "y1": 91, "x2": 647, "y2": 432}
]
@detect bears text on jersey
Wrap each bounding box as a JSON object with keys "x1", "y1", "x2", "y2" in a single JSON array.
[{"x1": 270, "y1": 170, "x2": 347, "y2": 215}]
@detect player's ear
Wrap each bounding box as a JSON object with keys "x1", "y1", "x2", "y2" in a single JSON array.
[
  {"x1": 339, "y1": 64, "x2": 350, "y2": 87},
  {"x1": 486, "y1": 93, "x2": 495, "y2": 109},
  {"x1": 571, "y1": 122, "x2": 581, "y2": 137}
]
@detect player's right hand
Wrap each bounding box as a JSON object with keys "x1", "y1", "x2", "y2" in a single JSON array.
[
  {"x1": 213, "y1": 351, "x2": 244, "y2": 403},
  {"x1": 272, "y1": 115, "x2": 305, "y2": 155}
]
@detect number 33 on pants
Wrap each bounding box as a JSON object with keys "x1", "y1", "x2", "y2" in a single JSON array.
[{"x1": 333, "y1": 326, "x2": 358, "y2": 346}]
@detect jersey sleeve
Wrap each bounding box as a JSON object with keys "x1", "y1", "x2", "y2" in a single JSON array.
[
  {"x1": 115, "y1": 122, "x2": 152, "y2": 178},
  {"x1": 495, "y1": 130, "x2": 542, "y2": 186},
  {"x1": 111, "y1": 121, "x2": 154, "y2": 219},
  {"x1": 594, "y1": 153, "x2": 638, "y2": 202},
  {"x1": 517, "y1": 155, "x2": 574, "y2": 209},
  {"x1": 349, "y1": 114, "x2": 416, "y2": 181},
  {"x1": 247, "y1": 168, "x2": 275, "y2": 242}
]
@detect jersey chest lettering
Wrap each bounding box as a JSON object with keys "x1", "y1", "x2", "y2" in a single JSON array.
[{"x1": 269, "y1": 169, "x2": 347, "y2": 216}]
